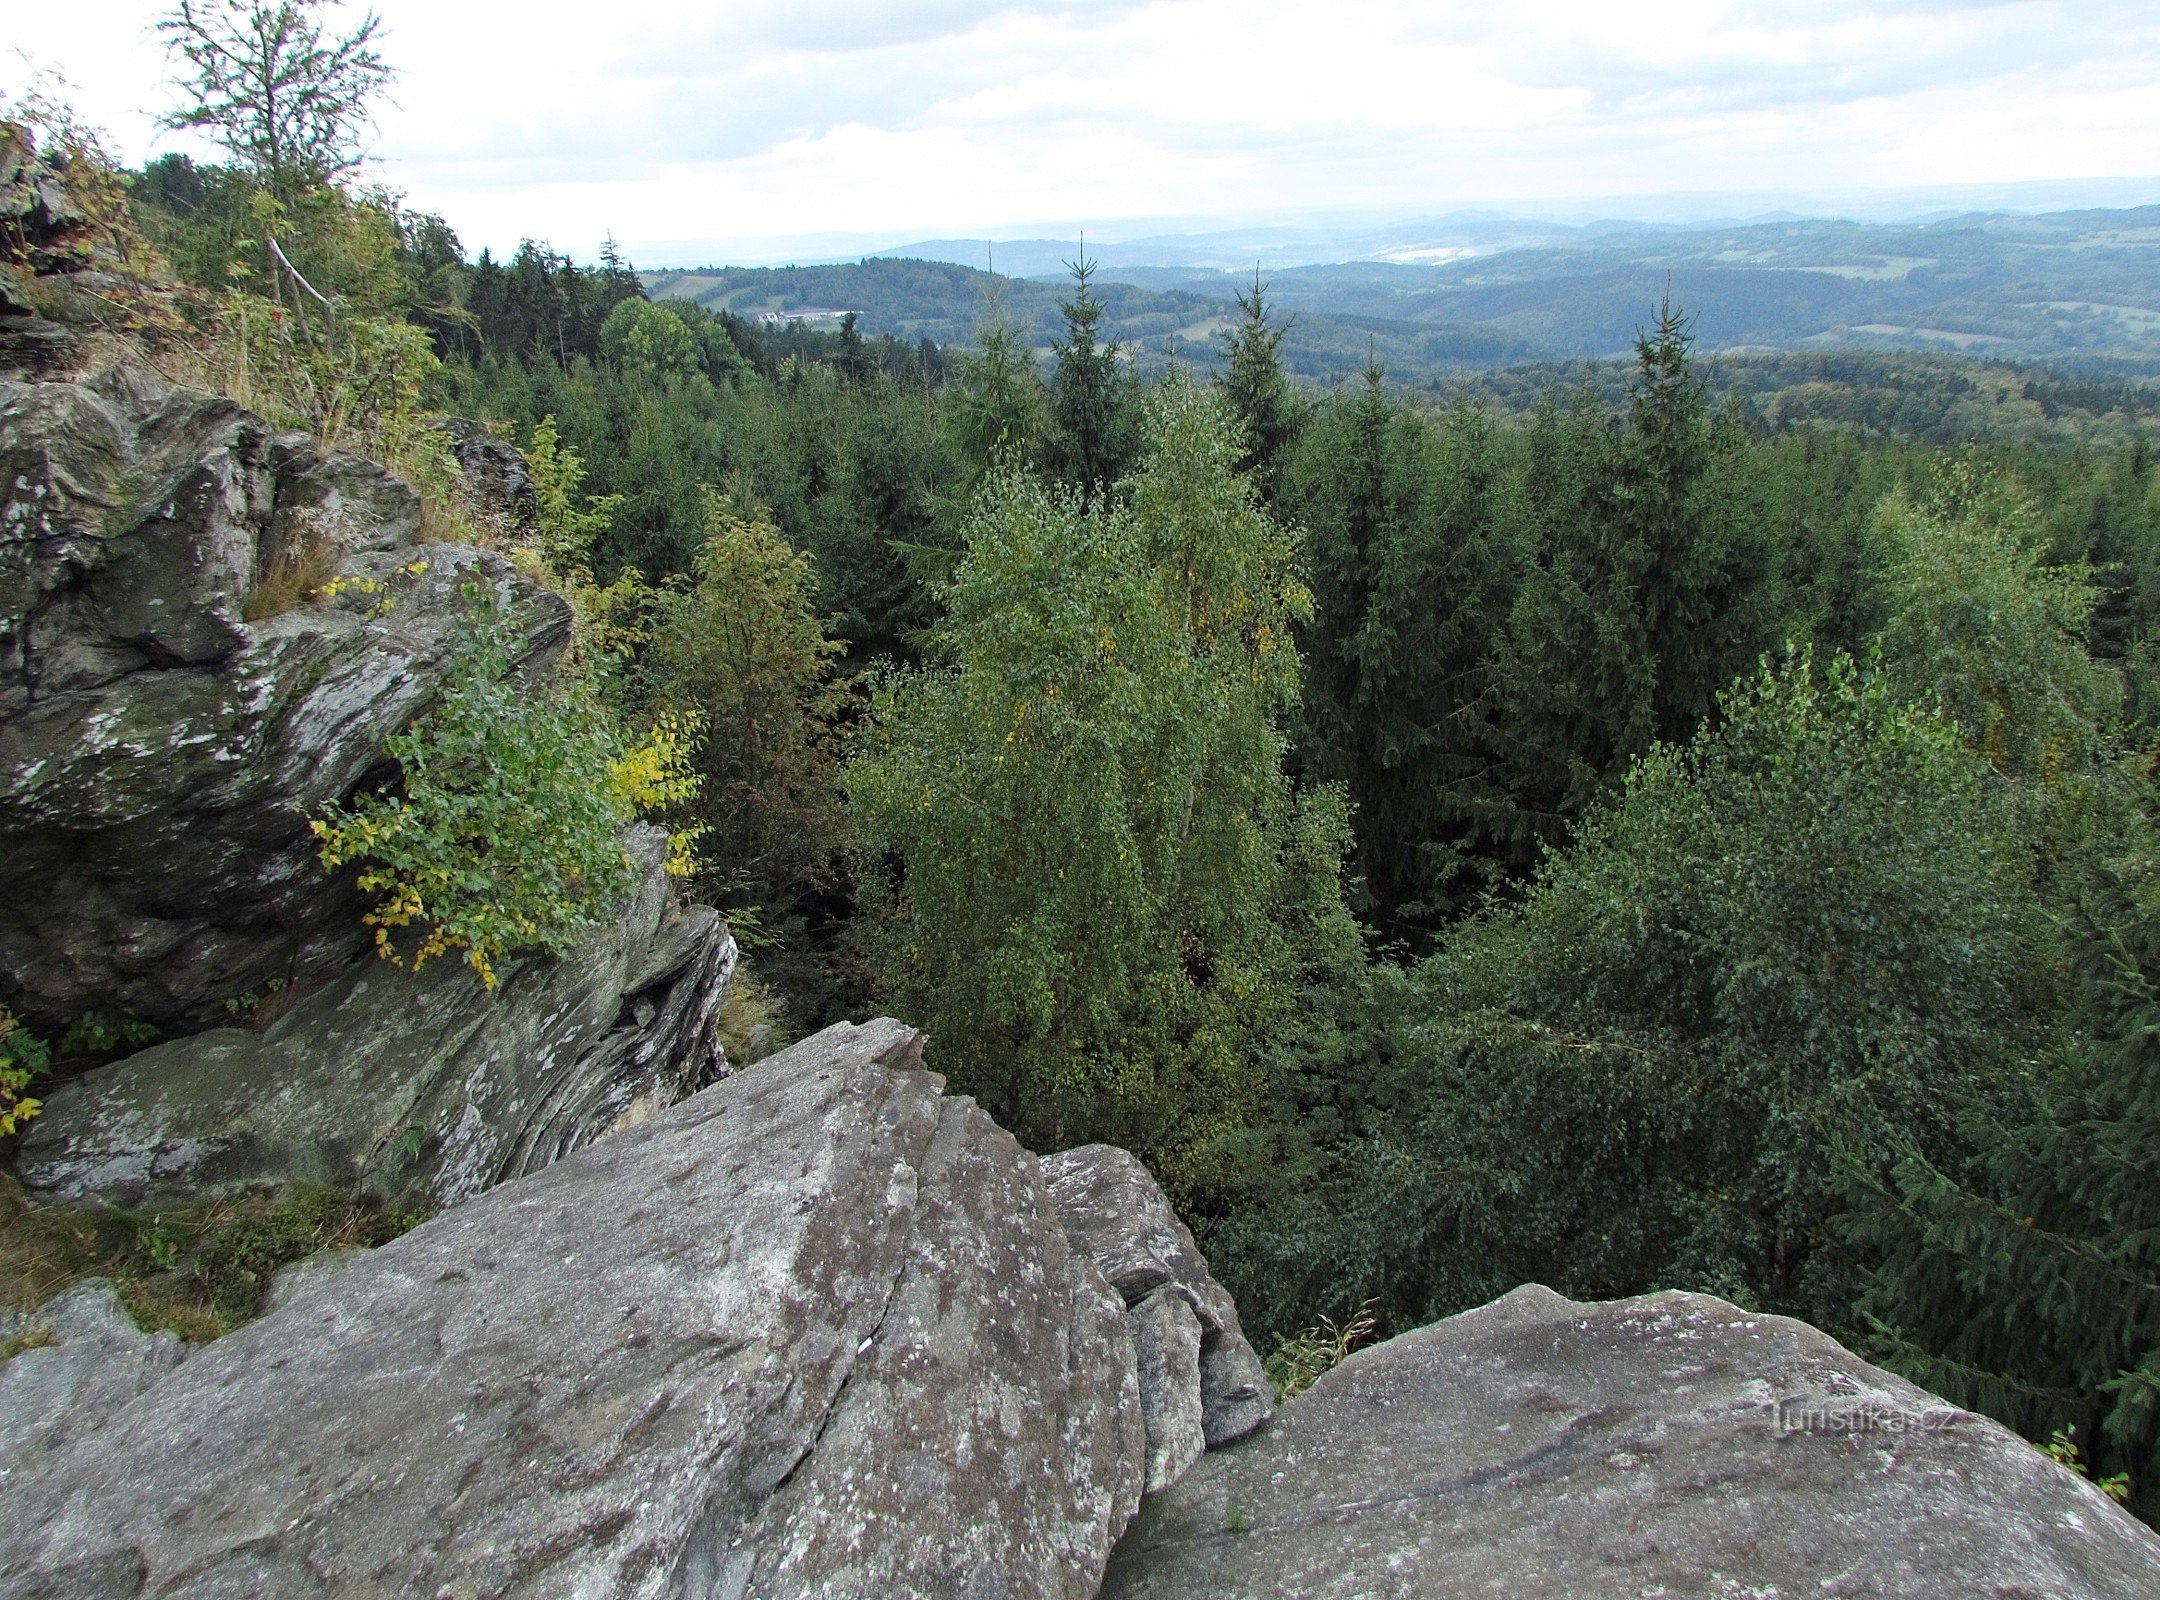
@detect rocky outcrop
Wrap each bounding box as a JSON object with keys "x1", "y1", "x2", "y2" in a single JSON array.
[
  {"x1": 0, "y1": 122, "x2": 87, "y2": 376},
  {"x1": 1100, "y1": 1284, "x2": 2160, "y2": 1600},
  {"x1": 434, "y1": 415, "x2": 537, "y2": 535},
  {"x1": 0, "y1": 1019, "x2": 1148, "y2": 1600},
  {"x1": 0, "y1": 1281, "x2": 184, "y2": 1485},
  {"x1": 0, "y1": 364, "x2": 571, "y2": 1035},
  {"x1": 1043, "y1": 1143, "x2": 1273, "y2": 1491},
  {"x1": 16, "y1": 824, "x2": 734, "y2": 1210}
]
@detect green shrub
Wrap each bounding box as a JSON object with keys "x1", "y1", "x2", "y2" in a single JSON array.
[
  {"x1": 312, "y1": 593, "x2": 697, "y2": 987},
  {"x1": 0, "y1": 1009, "x2": 53, "y2": 1139}
]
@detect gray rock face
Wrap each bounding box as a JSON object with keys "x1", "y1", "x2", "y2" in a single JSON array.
[
  {"x1": 1127, "y1": 1286, "x2": 1207, "y2": 1492},
  {"x1": 0, "y1": 1019, "x2": 1147, "y2": 1600},
  {"x1": 1043, "y1": 1142, "x2": 1274, "y2": 1486},
  {"x1": 1101, "y1": 1284, "x2": 2160, "y2": 1600},
  {"x1": 0, "y1": 364, "x2": 570, "y2": 1034},
  {"x1": 434, "y1": 416, "x2": 537, "y2": 536},
  {"x1": 261, "y1": 1246, "x2": 369, "y2": 1314},
  {"x1": 0, "y1": 121, "x2": 91, "y2": 376},
  {"x1": 17, "y1": 824, "x2": 735, "y2": 1210},
  {"x1": 0, "y1": 1281, "x2": 183, "y2": 1484}
]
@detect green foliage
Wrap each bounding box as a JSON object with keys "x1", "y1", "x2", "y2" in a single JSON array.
[
  {"x1": 0, "y1": 1008, "x2": 161, "y2": 1140},
  {"x1": 58, "y1": 1012, "x2": 161, "y2": 1058},
  {"x1": 0, "y1": 1010, "x2": 54, "y2": 1139},
  {"x1": 1, "y1": 1175, "x2": 422, "y2": 1340},
  {"x1": 1845, "y1": 784, "x2": 2160, "y2": 1519},
  {"x1": 522, "y1": 414, "x2": 621, "y2": 576},
  {"x1": 641, "y1": 491, "x2": 849, "y2": 922},
  {"x1": 1869, "y1": 467, "x2": 2118, "y2": 783},
  {"x1": 1218, "y1": 653, "x2": 2054, "y2": 1341},
  {"x1": 952, "y1": 309, "x2": 1048, "y2": 475},
  {"x1": 222, "y1": 287, "x2": 446, "y2": 467},
  {"x1": 850, "y1": 376, "x2": 1360, "y2": 1164},
  {"x1": 2047, "y1": 1428, "x2": 2134, "y2": 1504},
  {"x1": 597, "y1": 296, "x2": 752, "y2": 390},
  {"x1": 1265, "y1": 1299, "x2": 1376, "y2": 1402},
  {"x1": 312, "y1": 593, "x2": 697, "y2": 987}
]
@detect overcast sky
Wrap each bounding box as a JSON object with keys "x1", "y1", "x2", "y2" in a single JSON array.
[{"x1": 11, "y1": 0, "x2": 2160, "y2": 264}]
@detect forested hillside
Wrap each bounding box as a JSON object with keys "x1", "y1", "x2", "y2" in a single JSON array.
[
  {"x1": 11, "y1": 51, "x2": 2160, "y2": 1528},
  {"x1": 651, "y1": 204, "x2": 2160, "y2": 387}
]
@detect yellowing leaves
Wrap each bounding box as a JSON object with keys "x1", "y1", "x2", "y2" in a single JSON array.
[{"x1": 314, "y1": 598, "x2": 701, "y2": 989}]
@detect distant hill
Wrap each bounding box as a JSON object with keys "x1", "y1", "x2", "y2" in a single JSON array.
[
  {"x1": 640, "y1": 257, "x2": 1538, "y2": 384},
  {"x1": 645, "y1": 205, "x2": 2160, "y2": 388}
]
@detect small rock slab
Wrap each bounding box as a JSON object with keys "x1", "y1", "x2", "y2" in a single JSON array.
[
  {"x1": 1100, "y1": 1284, "x2": 2160, "y2": 1600},
  {"x1": 1043, "y1": 1145, "x2": 1274, "y2": 1494}
]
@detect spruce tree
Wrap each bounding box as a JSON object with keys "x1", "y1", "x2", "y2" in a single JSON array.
[
  {"x1": 836, "y1": 312, "x2": 875, "y2": 388},
  {"x1": 1491, "y1": 304, "x2": 1773, "y2": 827},
  {"x1": 1613, "y1": 297, "x2": 1773, "y2": 744},
  {"x1": 1851, "y1": 798, "x2": 2160, "y2": 1518},
  {"x1": 1289, "y1": 365, "x2": 1520, "y2": 937},
  {"x1": 1488, "y1": 382, "x2": 1655, "y2": 827},
  {"x1": 953, "y1": 306, "x2": 1048, "y2": 476},
  {"x1": 1048, "y1": 254, "x2": 1135, "y2": 502},
  {"x1": 1218, "y1": 274, "x2": 1302, "y2": 504}
]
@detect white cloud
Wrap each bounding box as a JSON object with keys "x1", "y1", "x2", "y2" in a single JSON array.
[{"x1": 9, "y1": 0, "x2": 2159, "y2": 261}]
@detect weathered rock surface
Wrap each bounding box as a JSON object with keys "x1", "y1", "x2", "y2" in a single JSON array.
[
  {"x1": 0, "y1": 1019, "x2": 1147, "y2": 1600},
  {"x1": 17, "y1": 824, "x2": 735, "y2": 1210},
  {"x1": 0, "y1": 364, "x2": 571, "y2": 1034},
  {"x1": 0, "y1": 1281, "x2": 183, "y2": 1485},
  {"x1": 1044, "y1": 1142, "x2": 1274, "y2": 1491},
  {"x1": 261, "y1": 1245, "x2": 369, "y2": 1314},
  {"x1": 434, "y1": 415, "x2": 537, "y2": 535},
  {"x1": 0, "y1": 121, "x2": 97, "y2": 376},
  {"x1": 1101, "y1": 1283, "x2": 2160, "y2": 1600}
]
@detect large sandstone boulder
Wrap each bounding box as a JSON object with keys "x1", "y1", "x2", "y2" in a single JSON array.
[
  {"x1": 0, "y1": 1019, "x2": 1147, "y2": 1600},
  {"x1": 0, "y1": 364, "x2": 570, "y2": 1034},
  {"x1": 15, "y1": 824, "x2": 734, "y2": 1210},
  {"x1": 1100, "y1": 1284, "x2": 2160, "y2": 1599},
  {"x1": 1043, "y1": 1144, "x2": 1274, "y2": 1492}
]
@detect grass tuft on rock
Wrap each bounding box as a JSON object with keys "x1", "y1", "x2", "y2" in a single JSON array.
[{"x1": 0, "y1": 1174, "x2": 425, "y2": 1341}]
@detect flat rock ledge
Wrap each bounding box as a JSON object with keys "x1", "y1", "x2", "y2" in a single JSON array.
[
  {"x1": 0, "y1": 1019, "x2": 1146, "y2": 1600},
  {"x1": 1100, "y1": 1283, "x2": 2160, "y2": 1600}
]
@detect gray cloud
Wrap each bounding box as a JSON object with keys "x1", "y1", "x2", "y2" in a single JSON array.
[{"x1": 15, "y1": 0, "x2": 2160, "y2": 257}]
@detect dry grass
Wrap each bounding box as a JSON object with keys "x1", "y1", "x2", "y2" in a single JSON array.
[
  {"x1": 1265, "y1": 1300, "x2": 1380, "y2": 1402},
  {"x1": 241, "y1": 534, "x2": 343, "y2": 622}
]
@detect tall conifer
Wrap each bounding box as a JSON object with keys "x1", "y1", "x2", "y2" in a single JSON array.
[{"x1": 1049, "y1": 254, "x2": 1135, "y2": 502}]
